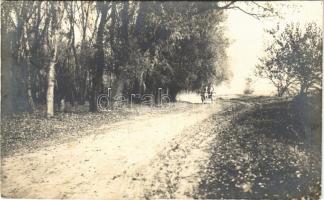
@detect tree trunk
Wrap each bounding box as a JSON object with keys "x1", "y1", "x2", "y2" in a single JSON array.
[
  {"x1": 89, "y1": 2, "x2": 110, "y2": 112},
  {"x1": 24, "y1": 29, "x2": 36, "y2": 112},
  {"x1": 115, "y1": 73, "x2": 127, "y2": 97},
  {"x1": 140, "y1": 71, "x2": 146, "y2": 94},
  {"x1": 46, "y1": 40, "x2": 58, "y2": 118},
  {"x1": 112, "y1": 1, "x2": 129, "y2": 99},
  {"x1": 27, "y1": 64, "x2": 35, "y2": 111}
]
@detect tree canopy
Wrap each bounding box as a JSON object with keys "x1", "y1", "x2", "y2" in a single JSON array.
[{"x1": 256, "y1": 23, "x2": 322, "y2": 97}]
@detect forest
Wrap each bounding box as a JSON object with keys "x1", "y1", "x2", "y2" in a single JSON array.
[{"x1": 1, "y1": 1, "x2": 243, "y2": 116}]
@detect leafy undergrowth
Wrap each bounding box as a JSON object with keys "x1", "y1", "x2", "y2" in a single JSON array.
[
  {"x1": 1, "y1": 102, "x2": 194, "y2": 157},
  {"x1": 196, "y1": 99, "x2": 321, "y2": 199}
]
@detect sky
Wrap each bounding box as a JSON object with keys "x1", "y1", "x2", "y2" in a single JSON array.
[{"x1": 216, "y1": 1, "x2": 323, "y2": 96}]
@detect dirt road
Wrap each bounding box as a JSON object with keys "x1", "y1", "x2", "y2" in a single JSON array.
[
  {"x1": 2, "y1": 98, "x2": 319, "y2": 199},
  {"x1": 2, "y1": 101, "x2": 233, "y2": 199}
]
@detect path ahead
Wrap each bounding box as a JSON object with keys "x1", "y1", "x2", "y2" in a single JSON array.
[{"x1": 2, "y1": 101, "x2": 233, "y2": 199}]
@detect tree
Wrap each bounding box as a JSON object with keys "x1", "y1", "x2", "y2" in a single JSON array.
[
  {"x1": 256, "y1": 23, "x2": 322, "y2": 97},
  {"x1": 1, "y1": 1, "x2": 37, "y2": 113},
  {"x1": 46, "y1": 2, "x2": 64, "y2": 117},
  {"x1": 293, "y1": 23, "x2": 322, "y2": 95},
  {"x1": 89, "y1": 2, "x2": 111, "y2": 112},
  {"x1": 127, "y1": 2, "x2": 231, "y2": 101}
]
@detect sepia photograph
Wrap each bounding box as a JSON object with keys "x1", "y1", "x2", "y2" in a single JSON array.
[{"x1": 1, "y1": 1, "x2": 322, "y2": 199}]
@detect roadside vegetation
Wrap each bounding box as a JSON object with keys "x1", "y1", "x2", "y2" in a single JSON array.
[
  {"x1": 197, "y1": 96, "x2": 321, "y2": 199},
  {"x1": 1, "y1": 102, "x2": 195, "y2": 157},
  {"x1": 256, "y1": 23, "x2": 322, "y2": 97}
]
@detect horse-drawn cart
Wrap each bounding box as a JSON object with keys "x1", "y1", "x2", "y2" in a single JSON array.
[{"x1": 200, "y1": 86, "x2": 214, "y2": 103}]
